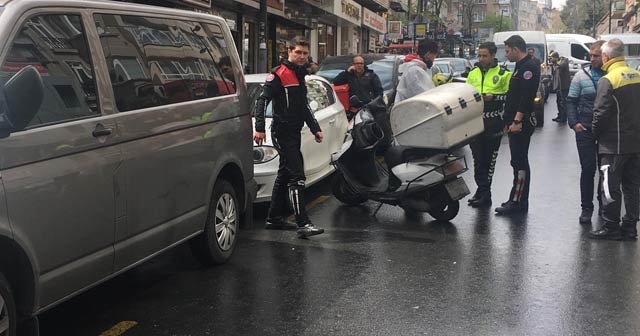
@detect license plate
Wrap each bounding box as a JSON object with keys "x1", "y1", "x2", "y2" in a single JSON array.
[{"x1": 445, "y1": 178, "x2": 470, "y2": 200}]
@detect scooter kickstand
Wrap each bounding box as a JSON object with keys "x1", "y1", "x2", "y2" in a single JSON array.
[{"x1": 372, "y1": 202, "x2": 384, "y2": 216}]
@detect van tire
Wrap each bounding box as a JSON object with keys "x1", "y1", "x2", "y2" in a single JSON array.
[
  {"x1": 190, "y1": 179, "x2": 239, "y2": 266},
  {"x1": 0, "y1": 273, "x2": 17, "y2": 336}
]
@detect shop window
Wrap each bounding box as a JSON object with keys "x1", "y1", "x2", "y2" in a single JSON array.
[
  {"x1": 0, "y1": 14, "x2": 99, "y2": 129},
  {"x1": 93, "y1": 14, "x2": 235, "y2": 113}
]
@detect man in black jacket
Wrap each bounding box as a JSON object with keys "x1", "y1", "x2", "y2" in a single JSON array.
[
  {"x1": 253, "y1": 40, "x2": 325, "y2": 238},
  {"x1": 495, "y1": 35, "x2": 540, "y2": 215},
  {"x1": 333, "y1": 55, "x2": 383, "y2": 115},
  {"x1": 549, "y1": 51, "x2": 571, "y2": 123}
]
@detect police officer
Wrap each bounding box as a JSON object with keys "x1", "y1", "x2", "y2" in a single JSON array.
[
  {"x1": 495, "y1": 35, "x2": 540, "y2": 215},
  {"x1": 465, "y1": 41, "x2": 512, "y2": 207},
  {"x1": 253, "y1": 40, "x2": 325, "y2": 238}
]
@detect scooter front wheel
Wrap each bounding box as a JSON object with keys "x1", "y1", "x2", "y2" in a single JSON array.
[
  {"x1": 332, "y1": 174, "x2": 367, "y2": 206},
  {"x1": 428, "y1": 200, "x2": 460, "y2": 221}
]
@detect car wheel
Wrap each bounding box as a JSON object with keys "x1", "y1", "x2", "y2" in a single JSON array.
[
  {"x1": 428, "y1": 200, "x2": 460, "y2": 221},
  {"x1": 190, "y1": 179, "x2": 239, "y2": 266},
  {"x1": 0, "y1": 273, "x2": 17, "y2": 336},
  {"x1": 332, "y1": 174, "x2": 367, "y2": 206}
]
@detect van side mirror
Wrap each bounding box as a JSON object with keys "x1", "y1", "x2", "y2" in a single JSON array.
[{"x1": 0, "y1": 66, "x2": 44, "y2": 138}]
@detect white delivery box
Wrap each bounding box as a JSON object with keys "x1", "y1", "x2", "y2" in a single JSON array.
[{"x1": 390, "y1": 83, "x2": 484, "y2": 149}]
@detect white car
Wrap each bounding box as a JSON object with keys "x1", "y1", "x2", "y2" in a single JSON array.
[{"x1": 247, "y1": 74, "x2": 349, "y2": 202}]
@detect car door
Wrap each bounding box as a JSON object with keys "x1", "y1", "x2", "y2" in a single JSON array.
[
  {"x1": 302, "y1": 78, "x2": 333, "y2": 176},
  {"x1": 0, "y1": 12, "x2": 119, "y2": 309}
]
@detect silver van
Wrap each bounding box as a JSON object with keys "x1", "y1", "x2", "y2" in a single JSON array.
[{"x1": 0, "y1": 0, "x2": 255, "y2": 334}]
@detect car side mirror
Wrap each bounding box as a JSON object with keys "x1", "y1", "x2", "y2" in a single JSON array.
[{"x1": 0, "y1": 66, "x2": 44, "y2": 138}]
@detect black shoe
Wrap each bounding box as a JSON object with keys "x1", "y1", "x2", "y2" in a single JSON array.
[
  {"x1": 579, "y1": 208, "x2": 593, "y2": 225},
  {"x1": 297, "y1": 223, "x2": 324, "y2": 238},
  {"x1": 622, "y1": 232, "x2": 638, "y2": 241},
  {"x1": 588, "y1": 226, "x2": 622, "y2": 240},
  {"x1": 495, "y1": 201, "x2": 528, "y2": 214},
  {"x1": 265, "y1": 217, "x2": 298, "y2": 230},
  {"x1": 621, "y1": 223, "x2": 638, "y2": 240},
  {"x1": 467, "y1": 191, "x2": 480, "y2": 204},
  {"x1": 469, "y1": 193, "x2": 492, "y2": 208}
]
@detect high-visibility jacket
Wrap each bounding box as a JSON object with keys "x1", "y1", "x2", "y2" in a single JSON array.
[{"x1": 466, "y1": 61, "x2": 511, "y2": 135}]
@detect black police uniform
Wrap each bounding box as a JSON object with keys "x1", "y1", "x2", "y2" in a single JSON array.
[
  {"x1": 498, "y1": 54, "x2": 540, "y2": 213},
  {"x1": 254, "y1": 60, "x2": 321, "y2": 226}
]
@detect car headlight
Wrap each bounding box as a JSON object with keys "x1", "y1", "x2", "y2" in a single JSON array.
[{"x1": 253, "y1": 146, "x2": 279, "y2": 163}]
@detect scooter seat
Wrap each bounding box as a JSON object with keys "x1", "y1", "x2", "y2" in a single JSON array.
[{"x1": 384, "y1": 145, "x2": 448, "y2": 169}]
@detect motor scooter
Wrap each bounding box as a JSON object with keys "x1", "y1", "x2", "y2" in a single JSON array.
[{"x1": 331, "y1": 97, "x2": 471, "y2": 221}]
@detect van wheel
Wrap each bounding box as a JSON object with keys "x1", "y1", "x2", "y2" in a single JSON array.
[
  {"x1": 0, "y1": 273, "x2": 17, "y2": 336},
  {"x1": 190, "y1": 179, "x2": 239, "y2": 266},
  {"x1": 428, "y1": 200, "x2": 460, "y2": 221}
]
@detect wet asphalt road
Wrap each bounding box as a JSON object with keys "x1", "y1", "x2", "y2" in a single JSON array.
[{"x1": 39, "y1": 95, "x2": 640, "y2": 336}]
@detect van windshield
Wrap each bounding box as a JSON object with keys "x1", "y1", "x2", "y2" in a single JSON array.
[{"x1": 495, "y1": 44, "x2": 545, "y2": 63}]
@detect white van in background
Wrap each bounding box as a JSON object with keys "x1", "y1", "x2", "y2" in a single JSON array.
[
  {"x1": 600, "y1": 33, "x2": 640, "y2": 56},
  {"x1": 546, "y1": 34, "x2": 596, "y2": 75},
  {"x1": 493, "y1": 31, "x2": 547, "y2": 71}
]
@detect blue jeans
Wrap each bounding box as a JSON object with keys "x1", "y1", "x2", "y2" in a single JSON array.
[{"x1": 575, "y1": 129, "x2": 600, "y2": 209}]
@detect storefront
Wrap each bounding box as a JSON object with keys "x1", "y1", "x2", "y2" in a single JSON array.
[
  {"x1": 362, "y1": 8, "x2": 386, "y2": 53},
  {"x1": 335, "y1": 0, "x2": 362, "y2": 55}
]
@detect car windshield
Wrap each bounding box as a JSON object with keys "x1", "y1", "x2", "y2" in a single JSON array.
[
  {"x1": 626, "y1": 57, "x2": 640, "y2": 70},
  {"x1": 434, "y1": 63, "x2": 450, "y2": 73},
  {"x1": 449, "y1": 60, "x2": 467, "y2": 72},
  {"x1": 317, "y1": 58, "x2": 395, "y2": 91},
  {"x1": 247, "y1": 83, "x2": 273, "y2": 117}
]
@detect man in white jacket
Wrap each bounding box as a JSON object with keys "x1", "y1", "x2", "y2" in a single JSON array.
[{"x1": 395, "y1": 39, "x2": 439, "y2": 103}]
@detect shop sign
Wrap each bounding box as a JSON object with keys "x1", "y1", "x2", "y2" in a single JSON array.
[
  {"x1": 303, "y1": 0, "x2": 333, "y2": 12},
  {"x1": 362, "y1": 8, "x2": 386, "y2": 33},
  {"x1": 335, "y1": 0, "x2": 361, "y2": 26},
  {"x1": 414, "y1": 23, "x2": 426, "y2": 39},
  {"x1": 247, "y1": 0, "x2": 284, "y2": 12},
  {"x1": 388, "y1": 20, "x2": 402, "y2": 40}
]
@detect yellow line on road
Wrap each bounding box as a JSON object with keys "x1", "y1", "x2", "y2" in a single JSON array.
[{"x1": 99, "y1": 321, "x2": 138, "y2": 336}]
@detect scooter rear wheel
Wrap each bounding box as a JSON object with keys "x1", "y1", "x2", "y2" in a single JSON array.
[
  {"x1": 428, "y1": 200, "x2": 460, "y2": 221},
  {"x1": 332, "y1": 174, "x2": 367, "y2": 206}
]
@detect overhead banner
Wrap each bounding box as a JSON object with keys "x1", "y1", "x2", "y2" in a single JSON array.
[{"x1": 362, "y1": 8, "x2": 386, "y2": 34}]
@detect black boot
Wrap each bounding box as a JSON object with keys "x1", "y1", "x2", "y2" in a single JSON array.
[
  {"x1": 621, "y1": 222, "x2": 638, "y2": 241},
  {"x1": 589, "y1": 223, "x2": 622, "y2": 240},
  {"x1": 265, "y1": 216, "x2": 297, "y2": 230},
  {"x1": 469, "y1": 192, "x2": 491, "y2": 208},
  {"x1": 579, "y1": 208, "x2": 593, "y2": 225},
  {"x1": 495, "y1": 201, "x2": 528, "y2": 214}
]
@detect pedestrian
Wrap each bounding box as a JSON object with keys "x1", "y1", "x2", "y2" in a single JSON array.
[
  {"x1": 253, "y1": 40, "x2": 325, "y2": 239},
  {"x1": 588, "y1": 38, "x2": 640, "y2": 241},
  {"x1": 566, "y1": 40, "x2": 606, "y2": 225},
  {"x1": 549, "y1": 51, "x2": 571, "y2": 123},
  {"x1": 465, "y1": 41, "x2": 512, "y2": 208},
  {"x1": 494, "y1": 34, "x2": 540, "y2": 215},
  {"x1": 332, "y1": 55, "x2": 383, "y2": 109},
  {"x1": 527, "y1": 48, "x2": 542, "y2": 68},
  {"x1": 394, "y1": 39, "x2": 439, "y2": 103}
]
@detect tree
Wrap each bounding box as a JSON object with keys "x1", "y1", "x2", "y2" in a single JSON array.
[
  {"x1": 560, "y1": 0, "x2": 607, "y2": 35},
  {"x1": 458, "y1": 0, "x2": 477, "y2": 36},
  {"x1": 480, "y1": 14, "x2": 512, "y2": 33}
]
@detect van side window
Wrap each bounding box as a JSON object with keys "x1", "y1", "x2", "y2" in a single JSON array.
[
  {"x1": 93, "y1": 14, "x2": 233, "y2": 113},
  {"x1": 203, "y1": 24, "x2": 237, "y2": 94},
  {"x1": 571, "y1": 44, "x2": 589, "y2": 61},
  {"x1": 0, "y1": 14, "x2": 99, "y2": 129}
]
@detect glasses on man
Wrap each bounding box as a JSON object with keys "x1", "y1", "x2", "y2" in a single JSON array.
[{"x1": 352, "y1": 62, "x2": 364, "y2": 65}]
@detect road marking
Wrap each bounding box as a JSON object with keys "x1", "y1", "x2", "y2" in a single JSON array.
[
  {"x1": 287, "y1": 195, "x2": 331, "y2": 221},
  {"x1": 99, "y1": 321, "x2": 138, "y2": 336}
]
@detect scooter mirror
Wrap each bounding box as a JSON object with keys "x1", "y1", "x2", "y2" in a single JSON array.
[{"x1": 349, "y1": 95, "x2": 364, "y2": 108}]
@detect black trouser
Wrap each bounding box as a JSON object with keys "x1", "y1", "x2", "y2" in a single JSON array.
[
  {"x1": 599, "y1": 153, "x2": 640, "y2": 232},
  {"x1": 268, "y1": 126, "x2": 310, "y2": 226},
  {"x1": 555, "y1": 88, "x2": 569, "y2": 121},
  {"x1": 470, "y1": 133, "x2": 502, "y2": 196},
  {"x1": 507, "y1": 123, "x2": 534, "y2": 204},
  {"x1": 575, "y1": 129, "x2": 601, "y2": 210}
]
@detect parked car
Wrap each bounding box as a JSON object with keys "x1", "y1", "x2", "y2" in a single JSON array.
[
  {"x1": 0, "y1": 1, "x2": 256, "y2": 334},
  {"x1": 247, "y1": 74, "x2": 349, "y2": 202},
  {"x1": 316, "y1": 54, "x2": 404, "y2": 106},
  {"x1": 435, "y1": 57, "x2": 473, "y2": 77}
]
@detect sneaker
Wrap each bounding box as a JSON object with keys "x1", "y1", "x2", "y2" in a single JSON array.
[
  {"x1": 579, "y1": 208, "x2": 593, "y2": 225},
  {"x1": 297, "y1": 223, "x2": 324, "y2": 239},
  {"x1": 265, "y1": 217, "x2": 298, "y2": 230}
]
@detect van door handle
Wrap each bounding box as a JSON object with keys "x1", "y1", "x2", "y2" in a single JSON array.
[
  {"x1": 92, "y1": 124, "x2": 113, "y2": 137},
  {"x1": 329, "y1": 118, "x2": 336, "y2": 124}
]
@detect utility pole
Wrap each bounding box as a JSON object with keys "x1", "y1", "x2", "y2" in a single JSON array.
[
  {"x1": 258, "y1": 0, "x2": 268, "y2": 73},
  {"x1": 592, "y1": 0, "x2": 596, "y2": 38},
  {"x1": 609, "y1": 0, "x2": 612, "y2": 34}
]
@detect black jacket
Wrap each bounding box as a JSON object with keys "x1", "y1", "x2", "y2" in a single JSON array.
[
  {"x1": 254, "y1": 61, "x2": 321, "y2": 134},
  {"x1": 333, "y1": 67, "x2": 383, "y2": 104},
  {"x1": 504, "y1": 55, "x2": 540, "y2": 125}
]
